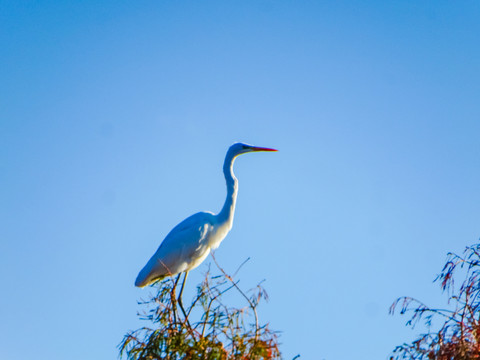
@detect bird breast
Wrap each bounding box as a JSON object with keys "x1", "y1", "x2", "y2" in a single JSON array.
[{"x1": 208, "y1": 220, "x2": 232, "y2": 250}]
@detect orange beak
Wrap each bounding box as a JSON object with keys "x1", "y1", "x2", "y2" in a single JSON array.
[{"x1": 250, "y1": 146, "x2": 278, "y2": 152}]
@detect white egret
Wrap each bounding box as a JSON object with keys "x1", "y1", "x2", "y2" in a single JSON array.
[{"x1": 135, "y1": 142, "x2": 277, "y2": 309}]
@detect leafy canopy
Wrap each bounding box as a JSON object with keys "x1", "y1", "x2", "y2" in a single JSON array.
[
  {"x1": 120, "y1": 259, "x2": 284, "y2": 360},
  {"x1": 391, "y1": 244, "x2": 480, "y2": 360}
]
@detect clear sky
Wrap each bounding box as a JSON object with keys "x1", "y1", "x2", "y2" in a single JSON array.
[{"x1": 1, "y1": 1, "x2": 480, "y2": 359}]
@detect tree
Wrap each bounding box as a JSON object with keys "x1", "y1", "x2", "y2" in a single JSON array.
[
  {"x1": 390, "y1": 243, "x2": 480, "y2": 360},
  {"x1": 120, "y1": 258, "x2": 285, "y2": 360}
]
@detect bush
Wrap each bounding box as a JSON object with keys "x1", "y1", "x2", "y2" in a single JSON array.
[
  {"x1": 390, "y1": 244, "x2": 480, "y2": 360},
  {"x1": 120, "y1": 259, "x2": 282, "y2": 360}
]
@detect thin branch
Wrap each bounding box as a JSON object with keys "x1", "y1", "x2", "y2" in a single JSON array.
[{"x1": 210, "y1": 252, "x2": 260, "y2": 342}]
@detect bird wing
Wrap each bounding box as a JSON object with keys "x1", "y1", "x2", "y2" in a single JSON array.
[{"x1": 135, "y1": 212, "x2": 214, "y2": 287}]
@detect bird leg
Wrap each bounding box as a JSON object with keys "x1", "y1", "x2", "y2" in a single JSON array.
[
  {"x1": 172, "y1": 273, "x2": 182, "y2": 294},
  {"x1": 171, "y1": 274, "x2": 182, "y2": 324},
  {"x1": 177, "y1": 271, "x2": 189, "y2": 322}
]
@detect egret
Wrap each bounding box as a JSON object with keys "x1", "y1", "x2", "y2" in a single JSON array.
[{"x1": 135, "y1": 142, "x2": 277, "y2": 311}]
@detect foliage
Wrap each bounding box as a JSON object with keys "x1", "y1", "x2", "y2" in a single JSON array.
[
  {"x1": 120, "y1": 258, "x2": 283, "y2": 360},
  {"x1": 390, "y1": 244, "x2": 480, "y2": 360}
]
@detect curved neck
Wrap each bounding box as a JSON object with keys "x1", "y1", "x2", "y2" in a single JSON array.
[{"x1": 218, "y1": 152, "x2": 238, "y2": 226}]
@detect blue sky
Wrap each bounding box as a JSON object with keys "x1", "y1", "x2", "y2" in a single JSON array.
[{"x1": 1, "y1": 1, "x2": 480, "y2": 359}]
